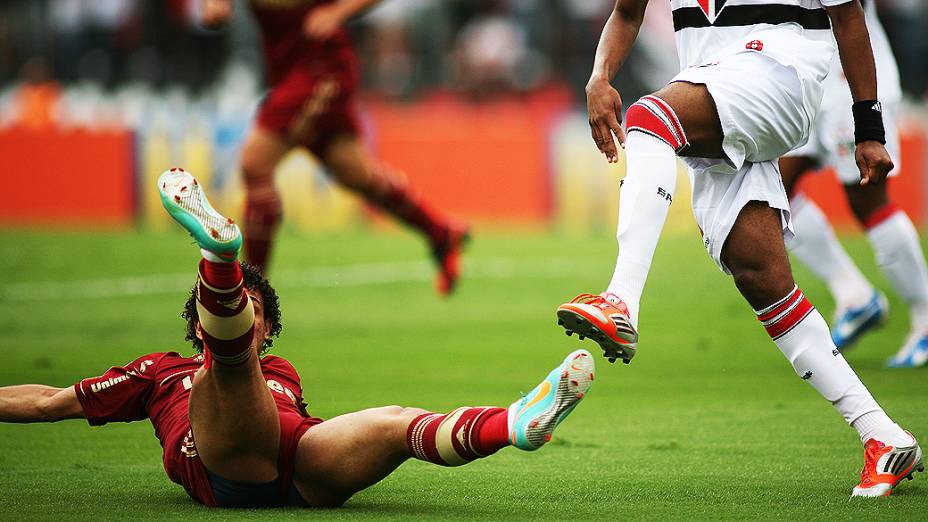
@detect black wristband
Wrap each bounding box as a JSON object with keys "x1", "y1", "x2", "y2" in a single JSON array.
[{"x1": 852, "y1": 100, "x2": 886, "y2": 145}]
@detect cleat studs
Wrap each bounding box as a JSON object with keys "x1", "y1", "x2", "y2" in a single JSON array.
[
  {"x1": 570, "y1": 379, "x2": 579, "y2": 387},
  {"x1": 577, "y1": 392, "x2": 584, "y2": 399},
  {"x1": 209, "y1": 228, "x2": 219, "y2": 238},
  {"x1": 565, "y1": 330, "x2": 573, "y2": 336},
  {"x1": 173, "y1": 195, "x2": 181, "y2": 202},
  {"x1": 589, "y1": 373, "x2": 594, "y2": 380},
  {"x1": 544, "y1": 434, "x2": 552, "y2": 442},
  {"x1": 227, "y1": 217, "x2": 235, "y2": 224},
  {"x1": 557, "y1": 319, "x2": 564, "y2": 326},
  {"x1": 170, "y1": 167, "x2": 177, "y2": 172},
  {"x1": 578, "y1": 335, "x2": 585, "y2": 341},
  {"x1": 561, "y1": 370, "x2": 569, "y2": 378},
  {"x1": 623, "y1": 358, "x2": 630, "y2": 364},
  {"x1": 529, "y1": 420, "x2": 539, "y2": 428},
  {"x1": 180, "y1": 185, "x2": 188, "y2": 192},
  {"x1": 193, "y1": 178, "x2": 198, "y2": 185}
]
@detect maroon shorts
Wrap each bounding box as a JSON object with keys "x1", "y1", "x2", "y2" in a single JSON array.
[
  {"x1": 163, "y1": 412, "x2": 324, "y2": 507},
  {"x1": 256, "y1": 42, "x2": 361, "y2": 156}
]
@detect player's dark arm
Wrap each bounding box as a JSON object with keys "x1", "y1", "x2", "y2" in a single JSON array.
[
  {"x1": 587, "y1": 0, "x2": 649, "y2": 163},
  {"x1": 826, "y1": 1, "x2": 893, "y2": 185},
  {"x1": 304, "y1": 0, "x2": 383, "y2": 39},
  {"x1": 0, "y1": 385, "x2": 84, "y2": 423}
]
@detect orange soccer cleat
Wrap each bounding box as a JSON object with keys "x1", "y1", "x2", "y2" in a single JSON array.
[
  {"x1": 852, "y1": 433, "x2": 923, "y2": 497},
  {"x1": 556, "y1": 293, "x2": 638, "y2": 364}
]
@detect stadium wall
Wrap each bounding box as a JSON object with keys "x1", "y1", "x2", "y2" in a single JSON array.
[{"x1": 1, "y1": 99, "x2": 926, "y2": 232}]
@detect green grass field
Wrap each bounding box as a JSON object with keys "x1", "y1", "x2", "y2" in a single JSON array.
[{"x1": 0, "y1": 228, "x2": 926, "y2": 520}]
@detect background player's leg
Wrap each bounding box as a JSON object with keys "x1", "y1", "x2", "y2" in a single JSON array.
[
  {"x1": 292, "y1": 350, "x2": 593, "y2": 507},
  {"x1": 846, "y1": 182, "x2": 928, "y2": 366},
  {"x1": 720, "y1": 201, "x2": 909, "y2": 446},
  {"x1": 320, "y1": 134, "x2": 468, "y2": 294},
  {"x1": 779, "y1": 156, "x2": 878, "y2": 325},
  {"x1": 241, "y1": 126, "x2": 291, "y2": 274}
]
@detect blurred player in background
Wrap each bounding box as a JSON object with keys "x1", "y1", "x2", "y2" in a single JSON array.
[
  {"x1": 0, "y1": 169, "x2": 592, "y2": 508},
  {"x1": 779, "y1": 0, "x2": 928, "y2": 368},
  {"x1": 201, "y1": 0, "x2": 468, "y2": 294},
  {"x1": 555, "y1": 0, "x2": 922, "y2": 496}
]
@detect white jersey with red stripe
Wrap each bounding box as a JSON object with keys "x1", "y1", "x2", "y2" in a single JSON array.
[{"x1": 670, "y1": 0, "x2": 852, "y2": 75}]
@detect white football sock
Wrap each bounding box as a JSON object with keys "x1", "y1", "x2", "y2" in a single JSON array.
[
  {"x1": 852, "y1": 411, "x2": 911, "y2": 446},
  {"x1": 866, "y1": 210, "x2": 928, "y2": 333},
  {"x1": 605, "y1": 131, "x2": 677, "y2": 327},
  {"x1": 789, "y1": 194, "x2": 873, "y2": 310},
  {"x1": 756, "y1": 286, "x2": 904, "y2": 442}
]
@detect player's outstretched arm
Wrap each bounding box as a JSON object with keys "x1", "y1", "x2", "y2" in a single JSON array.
[
  {"x1": 826, "y1": 1, "x2": 893, "y2": 186},
  {"x1": 0, "y1": 385, "x2": 84, "y2": 423},
  {"x1": 303, "y1": 0, "x2": 382, "y2": 40},
  {"x1": 587, "y1": 0, "x2": 649, "y2": 163}
]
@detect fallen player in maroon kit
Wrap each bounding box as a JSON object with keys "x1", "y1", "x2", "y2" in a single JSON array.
[
  {"x1": 201, "y1": 0, "x2": 468, "y2": 294},
  {"x1": 0, "y1": 169, "x2": 593, "y2": 508}
]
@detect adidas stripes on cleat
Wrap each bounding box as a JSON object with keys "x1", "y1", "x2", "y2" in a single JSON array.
[
  {"x1": 557, "y1": 293, "x2": 637, "y2": 364},
  {"x1": 158, "y1": 168, "x2": 242, "y2": 259},
  {"x1": 852, "y1": 433, "x2": 923, "y2": 497},
  {"x1": 507, "y1": 350, "x2": 594, "y2": 451}
]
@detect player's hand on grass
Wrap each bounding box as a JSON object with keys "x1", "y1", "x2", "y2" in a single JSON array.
[
  {"x1": 586, "y1": 77, "x2": 625, "y2": 164},
  {"x1": 304, "y1": 5, "x2": 345, "y2": 40},
  {"x1": 855, "y1": 140, "x2": 894, "y2": 186},
  {"x1": 201, "y1": 0, "x2": 232, "y2": 28}
]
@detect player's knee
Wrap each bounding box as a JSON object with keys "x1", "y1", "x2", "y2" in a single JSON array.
[
  {"x1": 625, "y1": 96, "x2": 689, "y2": 152},
  {"x1": 728, "y1": 258, "x2": 793, "y2": 308},
  {"x1": 240, "y1": 153, "x2": 276, "y2": 187}
]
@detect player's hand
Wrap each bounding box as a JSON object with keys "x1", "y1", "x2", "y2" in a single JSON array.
[
  {"x1": 586, "y1": 77, "x2": 625, "y2": 163},
  {"x1": 304, "y1": 5, "x2": 345, "y2": 40},
  {"x1": 855, "y1": 140, "x2": 894, "y2": 186},
  {"x1": 201, "y1": 0, "x2": 232, "y2": 28}
]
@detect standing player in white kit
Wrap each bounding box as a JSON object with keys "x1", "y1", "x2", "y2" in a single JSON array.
[
  {"x1": 780, "y1": 0, "x2": 928, "y2": 368},
  {"x1": 555, "y1": 0, "x2": 922, "y2": 496}
]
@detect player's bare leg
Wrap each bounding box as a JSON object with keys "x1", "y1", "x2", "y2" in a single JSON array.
[
  {"x1": 722, "y1": 201, "x2": 922, "y2": 496},
  {"x1": 320, "y1": 134, "x2": 469, "y2": 294},
  {"x1": 241, "y1": 126, "x2": 291, "y2": 273},
  {"x1": 159, "y1": 168, "x2": 281, "y2": 483},
  {"x1": 292, "y1": 350, "x2": 595, "y2": 507},
  {"x1": 558, "y1": 81, "x2": 722, "y2": 363}
]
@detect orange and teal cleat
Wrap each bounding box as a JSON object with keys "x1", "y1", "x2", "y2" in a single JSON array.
[
  {"x1": 852, "y1": 433, "x2": 923, "y2": 497},
  {"x1": 557, "y1": 293, "x2": 637, "y2": 364},
  {"x1": 507, "y1": 349, "x2": 594, "y2": 451}
]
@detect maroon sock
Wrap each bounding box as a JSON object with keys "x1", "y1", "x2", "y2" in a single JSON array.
[
  {"x1": 406, "y1": 407, "x2": 508, "y2": 466},
  {"x1": 197, "y1": 259, "x2": 255, "y2": 365},
  {"x1": 371, "y1": 177, "x2": 448, "y2": 246},
  {"x1": 243, "y1": 190, "x2": 282, "y2": 273}
]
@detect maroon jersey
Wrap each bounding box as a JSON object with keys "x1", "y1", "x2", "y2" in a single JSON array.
[{"x1": 74, "y1": 352, "x2": 323, "y2": 506}]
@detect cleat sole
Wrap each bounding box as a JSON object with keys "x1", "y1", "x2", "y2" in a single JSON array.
[{"x1": 556, "y1": 308, "x2": 636, "y2": 364}]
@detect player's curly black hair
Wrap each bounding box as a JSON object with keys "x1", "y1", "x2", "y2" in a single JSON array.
[{"x1": 181, "y1": 262, "x2": 282, "y2": 355}]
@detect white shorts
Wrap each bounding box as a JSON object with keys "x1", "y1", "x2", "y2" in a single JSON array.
[
  {"x1": 668, "y1": 30, "x2": 831, "y2": 273},
  {"x1": 787, "y1": 72, "x2": 901, "y2": 183}
]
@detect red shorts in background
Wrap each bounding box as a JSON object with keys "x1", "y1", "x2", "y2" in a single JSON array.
[{"x1": 256, "y1": 34, "x2": 361, "y2": 156}]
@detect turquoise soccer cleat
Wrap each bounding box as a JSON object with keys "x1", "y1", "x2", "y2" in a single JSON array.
[
  {"x1": 507, "y1": 349, "x2": 594, "y2": 451},
  {"x1": 831, "y1": 291, "x2": 888, "y2": 351},
  {"x1": 158, "y1": 168, "x2": 242, "y2": 259}
]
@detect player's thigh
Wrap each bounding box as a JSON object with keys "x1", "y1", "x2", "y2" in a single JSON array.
[
  {"x1": 318, "y1": 133, "x2": 376, "y2": 188},
  {"x1": 720, "y1": 201, "x2": 795, "y2": 308},
  {"x1": 293, "y1": 405, "x2": 426, "y2": 506},
  {"x1": 650, "y1": 82, "x2": 725, "y2": 158},
  {"x1": 778, "y1": 156, "x2": 818, "y2": 197}
]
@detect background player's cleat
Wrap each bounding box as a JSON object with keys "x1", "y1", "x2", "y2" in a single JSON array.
[
  {"x1": 432, "y1": 221, "x2": 470, "y2": 296},
  {"x1": 885, "y1": 332, "x2": 928, "y2": 368},
  {"x1": 851, "y1": 433, "x2": 923, "y2": 497},
  {"x1": 158, "y1": 168, "x2": 242, "y2": 259},
  {"x1": 507, "y1": 349, "x2": 594, "y2": 451},
  {"x1": 557, "y1": 293, "x2": 637, "y2": 364},
  {"x1": 831, "y1": 291, "x2": 888, "y2": 351}
]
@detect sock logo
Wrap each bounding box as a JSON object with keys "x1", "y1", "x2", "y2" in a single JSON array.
[
  {"x1": 657, "y1": 187, "x2": 672, "y2": 203},
  {"x1": 832, "y1": 349, "x2": 840, "y2": 356},
  {"x1": 801, "y1": 370, "x2": 813, "y2": 380}
]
